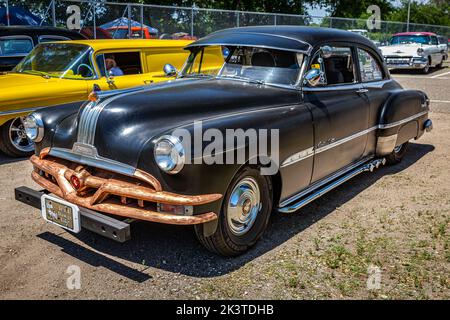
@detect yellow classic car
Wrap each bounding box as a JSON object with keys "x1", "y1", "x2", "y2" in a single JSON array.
[{"x1": 0, "y1": 39, "x2": 192, "y2": 157}]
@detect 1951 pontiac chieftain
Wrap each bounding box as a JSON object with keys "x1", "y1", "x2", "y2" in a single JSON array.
[
  {"x1": 16, "y1": 26, "x2": 433, "y2": 256},
  {"x1": 0, "y1": 39, "x2": 192, "y2": 157}
]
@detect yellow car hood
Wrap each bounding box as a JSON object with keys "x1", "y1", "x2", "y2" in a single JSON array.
[
  {"x1": 0, "y1": 72, "x2": 53, "y2": 87},
  {"x1": 0, "y1": 72, "x2": 89, "y2": 115}
]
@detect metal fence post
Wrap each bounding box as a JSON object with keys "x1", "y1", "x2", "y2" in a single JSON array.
[
  {"x1": 92, "y1": 1, "x2": 97, "y2": 39},
  {"x1": 52, "y1": 0, "x2": 56, "y2": 27},
  {"x1": 140, "y1": 4, "x2": 144, "y2": 39},
  {"x1": 5, "y1": 0, "x2": 10, "y2": 26},
  {"x1": 274, "y1": 14, "x2": 277, "y2": 26},
  {"x1": 127, "y1": 4, "x2": 132, "y2": 39},
  {"x1": 191, "y1": 7, "x2": 195, "y2": 37},
  {"x1": 236, "y1": 11, "x2": 240, "y2": 27},
  {"x1": 330, "y1": 17, "x2": 332, "y2": 28}
]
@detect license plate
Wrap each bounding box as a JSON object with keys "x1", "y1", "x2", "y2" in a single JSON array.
[{"x1": 41, "y1": 194, "x2": 81, "y2": 233}]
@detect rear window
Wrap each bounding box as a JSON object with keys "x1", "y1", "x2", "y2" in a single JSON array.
[{"x1": 0, "y1": 38, "x2": 33, "y2": 56}]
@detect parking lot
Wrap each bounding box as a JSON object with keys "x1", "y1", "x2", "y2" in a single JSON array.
[{"x1": 0, "y1": 64, "x2": 449, "y2": 300}]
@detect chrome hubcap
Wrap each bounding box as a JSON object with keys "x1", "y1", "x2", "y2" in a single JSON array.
[
  {"x1": 227, "y1": 177, "x2": 261, "y2": 236},
  {"x1": 394, "y1": 144, "x2": 403, "y2": 154},
  {"x1": 9, "y1": 117, "x2": 34, "y2": 153}
]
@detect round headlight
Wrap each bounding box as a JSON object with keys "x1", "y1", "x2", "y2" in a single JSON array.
[
  {"x1": 154, "y1": 135, "x2": 185, "y2": 174},
  {"x1": 417, "y1": 48, "x2": 424, "y2": 56},
  {"x1": 23, "y1": 114, "x2": 44, "y2": 142}
]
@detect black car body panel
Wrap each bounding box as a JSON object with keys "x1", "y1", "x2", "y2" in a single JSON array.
[
  {"x1": 0, "y1": 26, "x2": 86, "y2": 71},
  {"x1": 27, "y1": 26, "x2": 431, "y2": 240}
]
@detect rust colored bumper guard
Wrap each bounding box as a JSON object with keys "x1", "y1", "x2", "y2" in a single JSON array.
[{"x1": 30, "y1": 150, "x2": 221, "y2": 225}]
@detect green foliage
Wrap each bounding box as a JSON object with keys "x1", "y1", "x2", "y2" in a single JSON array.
[{"x1": 387, "y1": 0, "x2": 450, "y2": 27}]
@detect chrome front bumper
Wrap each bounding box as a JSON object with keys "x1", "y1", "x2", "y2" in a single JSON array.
[{"x1": 385, "y1": 57, "x2": 428, "y2": 69}]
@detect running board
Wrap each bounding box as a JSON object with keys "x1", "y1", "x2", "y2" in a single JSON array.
[{"x1": 278, "y1": 158, "x2": 386, "y2": 214}]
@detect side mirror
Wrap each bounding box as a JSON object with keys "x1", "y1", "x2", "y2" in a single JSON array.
[
  {"x1": 304, "y1": 68, "x2": 323, "y2": 87},
  {"x1": 107, "y1": 70, "x2": 115, "y2": 85},
  {"x1": 321, "y1": 45, "x2": 333, "y2": 58},
  {"x1": 163, "y1": 64, "x2": 178, "y2": 77}
]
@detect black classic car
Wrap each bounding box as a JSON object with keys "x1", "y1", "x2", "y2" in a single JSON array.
[
  {"x1": 0, "y1": 26, "x2": 86, "y2": 71},
  {"x1": 16, "y1": 26, "x2": 433, "y2": 256}
]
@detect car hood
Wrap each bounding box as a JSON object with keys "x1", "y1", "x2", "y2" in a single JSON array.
[
  {"x1": 0, "y1": 72, "x2": 88, "y2": 112},
  {"x1": 53, "y1": 78, "x2": 300, "y2": 168},
  {"x1": 379, "y1": 44, "x2": 425, "y2": 56},
  {"x1": 0, "y1": 72, "x2": 53, "y2": 87}
]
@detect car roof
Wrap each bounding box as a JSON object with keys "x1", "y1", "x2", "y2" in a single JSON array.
[
  {"x1": 188, "y1": 26, "x2": 377, "y2": 54},
  {"x1": 41, "y1": 39, "x2": 194, "y2": 51},
  {"x1": 393, "y1": 32, "x2": 437, "y2": 36},
  {"x1": 0, "y1": 26, "x2": 86, "y2": 39}
]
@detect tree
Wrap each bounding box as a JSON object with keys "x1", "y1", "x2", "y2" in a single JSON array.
[
  {"x1": 318, "y1": 0, "x2": 394, "y2": 19},
  {"x1": 388, "y1": 0, "x2": 450, "y2": 27}
]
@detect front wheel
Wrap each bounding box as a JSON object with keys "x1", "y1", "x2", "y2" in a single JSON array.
[
  {"x1": 0, "y1": 117, "x2": 35, "y2": 157},
  {"x1": 195, "y1": 167, "x2": 273, "y2": 256},
  {"x1": 422, "y1": 61, "x2": 430, "y2": 74},
  {"x1": 386, "y1": 142, "x2": 409, "y2": 165}
]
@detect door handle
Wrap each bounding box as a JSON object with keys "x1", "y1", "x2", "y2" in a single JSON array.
[{"x1": 356, "y1": 88, "x2": 369, "y2": 94}]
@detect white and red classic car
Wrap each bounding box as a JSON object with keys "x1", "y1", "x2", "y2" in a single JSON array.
[{"x1": 379, "y1": 32, "x2": 448, "y2": 73}]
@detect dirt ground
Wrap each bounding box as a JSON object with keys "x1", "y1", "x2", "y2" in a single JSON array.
[{"x1": 0, "y1": 67, "x2": 449, "y2": 300}]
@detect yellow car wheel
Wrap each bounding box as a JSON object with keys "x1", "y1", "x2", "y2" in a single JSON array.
[{"x1": 0, "y1": 118, "x2": 35, "y2": 158}]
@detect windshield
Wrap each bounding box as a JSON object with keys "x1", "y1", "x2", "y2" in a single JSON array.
[
  {"x1": 13, "y1": 43, "x2": 95, "y2": 79},
  {"x1": 389, "y1": 35, "x2": 431, "y2": 45},
  {"x1": 181, "y1": 46, "x2": 303, "y2": 87}
]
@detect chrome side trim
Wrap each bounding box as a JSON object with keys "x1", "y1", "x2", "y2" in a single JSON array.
[
  {"x1": 49, "y1": 147, "x2": 136, "y2": 177},
  {"x1": 378, "y1": 111, "x2": 428, "y2": 129},
  {"x1": 315, "y1": 126, "x2": 377, "y2": 154},
  {"x1": 281, "y1": 111, "x2": 428, "y2": 167},
  {"x1": 278, "y1": 158, "x2": 386, "y2": 213},
  {"x1": 0, "y1": 106, "x2": 47, "y2": 116},
  {"x1": 279, "y1": 156, "x2": 374, "y2": 208},
  {"x1": 281, "y1": 147, "x2": 314, "y2": 167}
]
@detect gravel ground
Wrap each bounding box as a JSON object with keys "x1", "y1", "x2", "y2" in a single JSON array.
[{"x1": 0, "y1": 65, "x2": 449, "y2": 300}]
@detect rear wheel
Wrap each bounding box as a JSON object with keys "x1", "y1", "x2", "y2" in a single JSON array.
[
  {"x1": 436, "y1": 56, "x2": 445, "y2": 68},
  {"x1": 195, "y1": 167, "x2": 273, "y2": 256},
  {"x1": 0, "y1": 117, "x2": 35, "y2": 157},
  {"x1": 386, "y1": 142, "x2": 409, "y2": 165}
]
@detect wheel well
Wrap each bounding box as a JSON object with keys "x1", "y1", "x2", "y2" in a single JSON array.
[{"x1": 270, "y1": 171, "x2": 282, "y2": 209}]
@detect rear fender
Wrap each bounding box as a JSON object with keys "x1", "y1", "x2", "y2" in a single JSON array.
[{"x1": 376, "y1": 90, "x2": 429, "y2": 156}]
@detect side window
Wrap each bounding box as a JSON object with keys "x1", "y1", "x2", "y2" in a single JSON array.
[
  {"x1": 308, "y1": 46, "x2": 355, "y2": 86},
  {"x1": 102, "y1": 52, "x2": 142, "y2": 76},
  {"x1": 357, "y1": 48, "x2": 383, "y2": 82},
  {"x1": 38, "y1": 36, "x2": 70, "y2": 43},
  {"x1": 0, "y1": 38, "x2": 33, "y2": 56},
  {"x1": 431, "y1": 36, "x2": 438, "y2": 46}
]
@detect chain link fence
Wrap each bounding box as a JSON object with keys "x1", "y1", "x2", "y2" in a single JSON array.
[{"x1": 2, "y1": 0, "x2": 450, "y2": 41}]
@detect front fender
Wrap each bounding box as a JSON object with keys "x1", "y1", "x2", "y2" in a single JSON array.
[{"x1": 33, "y1": 101, "x2": 85, "y2": 155}]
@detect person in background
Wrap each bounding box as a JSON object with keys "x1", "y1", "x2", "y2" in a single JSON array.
[{"x1": 105, "y1": 55, "x2": 124, "y2": 76}]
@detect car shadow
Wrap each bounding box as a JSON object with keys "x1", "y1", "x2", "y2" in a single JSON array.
[
  {"x1": 0, "y1": 153, "x2": 28, "y2": 165},
  {"x1": 37, "y1": 142, "x2": 434, "y2": 281}
]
